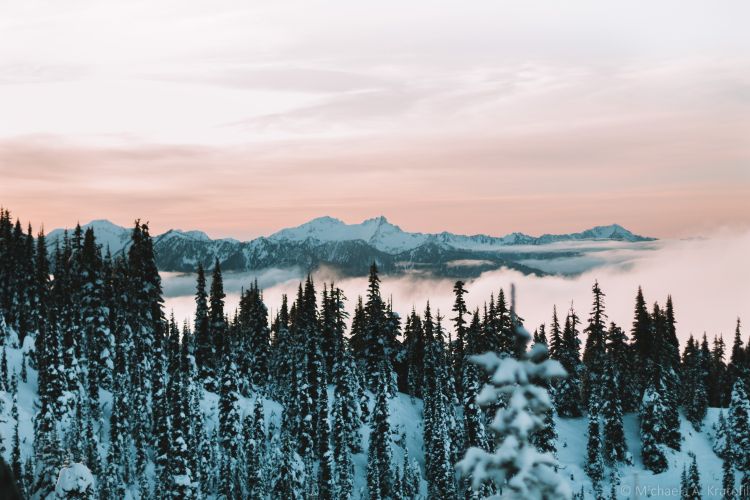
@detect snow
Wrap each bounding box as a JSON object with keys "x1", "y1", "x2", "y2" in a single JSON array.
[
  {"x1": 269, "y1": 216, "x2": 650, "y2": 254},
  {"x1": 55, "y1": 462, "x2": 95, "y2": 496},
  {"x1": 157, "y1": 229, "x2": 212, "y2": 243},
  {"x1": 555, "y1": 411, "x2": 727, "y2": 499},
  {"x1": 0, "y1": 331, "x2": 727, "y2": 499},
  {"x1": 269, "y1": 215, "x2": 428, "y2": 253},
  {"x1": 47, "y1": 219, "x2": 133, "y2": 256}
]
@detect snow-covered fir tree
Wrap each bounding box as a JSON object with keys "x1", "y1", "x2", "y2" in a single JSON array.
[
  {"x1": 367, "y1": 362, "x2": 394, "y2": 499},
  {"x1": 640, "y1": 377, "x2": 669, "y2": 474},
  {"x1": 601, "y1": 323, "x2": 628, "y2": 464},
  {"x1": 457, "y1": 286, "x2": 570, "y2": 499}
]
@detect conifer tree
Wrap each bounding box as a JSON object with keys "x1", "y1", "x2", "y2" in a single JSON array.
[
  {"x1": 359, "y1": 263, "x2": 397, "y2": 392},
  {"x1": 334, "y1": 347, "x2": 361, "y2": 446},
  {"x1": 273, "y1": 429, "x2": 305, "y2": 500},
  {"x1": 583, "y1": 281, "x2": 608, "y2": 406},
  {"x1": 284, "y1": 285, "x2": 315, "y2": 460},
  {"x1": 208, "y1": 259, "x2": 227, "y2": 390},
  {"x1": 218, "y1": 339, "x2": 242, "y2": 497},
  {"x1": 401, "y1": 446, "x2": 422, "y2": 500},
  {"x1": 607, "y1": 321, "x2": 638, "y2": 413},
  {"x1": 193, "y1": 263, "x2": 213, "y2": 384},
  {"x1": 722, "y1": 435, "x2": 736, "y2": 500},
  {"x1": 10, "y1": 385, "x2": 24, "y2": 496},
  {"x1": 422, "y1": 304, "x2": 459, "y2": 498},
  {"x1": 685, "y1": 454, "x2": 701, "y2": 500},
  {"x1": 711, "y1": 335, "x2": 729, "y2": 408},
  {"x1": 631, "y1": 287, "x2": 652, "y2": 396},
  {"x1": 332, "y1": 345, "x2": 359, "y2": 498},
  {"x1": 367, "y1": 364, "x2": 394, "y2": 499},
  {"x1": 32, "y1": 395, "x2": 62, "y2": 498},
  {"x1": 548, "y1": 306, "x2": 563, "y2": 361},
  {"x1": 492, "y1": 289, "x2": 514, "y2": 355},
  {"x1": 127, "y1": 222, "x2": 163, "y2": 441},
  {"x1": 403, "y1": 309, "x2": 425, "y2": 398},
  {"x1": 80, "y1": 227, "x2": 113, "y2": 391},
  {"x1": 32, "y1": 304, "x2": 66, "y2": 498},
  {"x1": 53, "y1": 230, "x2": 82, "y2": 398},
  {"x1": 462, "y1": 311, "x2": 490, "y2": 471},
  {"x1": 152, "y1": 319, "x2": 171, "y2": 498},
  {"x1": 714, "y1": 410, "x2": 730, "y2": 459},
  {"x1": 20, "y1": 352, "x2": 27, "y2": 384},
  {"x1": 243, "y1": 399, "x2": 265, "y2": 498},
  {"x1": 451, "y1": 280, "x2": 468, "y2": 399},
  {"x1": 652, "y1": 301, "x2": 682, "y2": 451},
  {"x1": 727, "y1": 319, "x2": 746, "y2": 400},
  {"x1": 348, "y1": 296, "x2": 366, "y2": 364},
  {"x1": 729, "y1": 379, "x2": 750, "y2": 478},
  {"x1": 296, "y1": 276, "x2": 325, "y2": 457},
  {"x1": 81, "y1": 398, "x2": 99, "y2": 479},
  {"x1": 108, "y1": 258, "x2": 133, "y2": 490},
  {"x1": 271, "y1": 294, "x2": 294, "y2": 401},
  {"x1": 585, "y1": 397, "x2": 604, "y2": 497},
  {"x1": 682, "y1": 334, "x2": 709, "y2": 430},
  {"x1": 601, "y1": 323, "x2": 627, "y2": 464},
  {"x1": 237, "y1": 281, "x2": 271, "y2": 390},
  {"x1": 640, "y1": 378, "x2": 669, "y2": 473},
  {"x1": 317, "y1": 369, "x2": 337, "y2": 500},
  {"x1": 0, "y1": 347, "x2": 7, "y2": 391},
  {"x1": 528, "y1": 324, "x2": 558, "y2": 460},
  {"x1": 167, "y1": 335, "x2": 197, "y2": 498},
  {"x1": 321, "y1": 283, "x2": 347, "y2": 380},
  {"x1": 458, "y1": 286, "x2": 569, "y2": 499},
  {"x1": 554, "y1": 307, "x2": 584, "y2": 417}
]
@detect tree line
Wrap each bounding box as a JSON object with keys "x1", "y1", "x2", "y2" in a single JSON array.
[{"x1": 0, "y1": 208, "x2": 747, "y2": 499}]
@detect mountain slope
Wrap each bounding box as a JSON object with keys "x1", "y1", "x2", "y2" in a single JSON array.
[
  {"x1": 0, "y1": 339, "x2": 727, "y2": 499},
  {"x1": 45, "y1": 217, "x2": 654, "y2": 276},
  {"x1": 270, "y1": 216, "x2": 652, "y2": 252}
]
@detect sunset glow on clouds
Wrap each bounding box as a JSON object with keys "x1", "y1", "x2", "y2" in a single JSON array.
[{"x1": 0, "y1": 0, "x2": 748, "y2": 238}]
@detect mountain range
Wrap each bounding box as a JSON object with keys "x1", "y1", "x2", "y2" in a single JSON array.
[{"x1": 47, "y1": 216, "x2": 654, "y2": 277}]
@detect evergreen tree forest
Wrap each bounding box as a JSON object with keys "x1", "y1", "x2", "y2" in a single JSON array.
[{"x1": 0, "y1": 208, "x2": 746, "y2": 499}]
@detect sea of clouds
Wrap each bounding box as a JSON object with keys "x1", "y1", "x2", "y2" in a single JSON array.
[{"x1": 163, "y1": 229, "x2": 750, "y2": 345}]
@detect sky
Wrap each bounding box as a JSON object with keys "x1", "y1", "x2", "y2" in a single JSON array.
[{"x1": 0, "y1": 0, "x2": 748, "y2": 239}]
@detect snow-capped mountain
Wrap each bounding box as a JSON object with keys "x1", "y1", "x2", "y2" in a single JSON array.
[
  {"x1": 46, "y1": 217, "x2": 653, "y2": 276},
  {"x1": 270, "y1": 216, "x2": 650, "y2": 252}
]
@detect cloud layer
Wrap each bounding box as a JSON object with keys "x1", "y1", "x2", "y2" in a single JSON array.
[{"x1": 164, "y1": 230, "x2": 750, "y2": 346}]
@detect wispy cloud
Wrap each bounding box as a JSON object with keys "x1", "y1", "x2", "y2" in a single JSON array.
[{"x1": 0, "y1": 0, "x2": 748, "y2": 237}]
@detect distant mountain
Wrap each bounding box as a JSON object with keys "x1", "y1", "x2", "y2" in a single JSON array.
[
  {"x1": 271, "y1": 216, "x2": 651, "y2": 251},
  {"x1": 46, "y1": 217, "x2": 654, "y2": 277}
]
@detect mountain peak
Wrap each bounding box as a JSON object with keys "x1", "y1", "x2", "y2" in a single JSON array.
[
  {"x1": 362, "y1": 215, "x2": 390, "y2": 225},
  {"x1": 87, "y1": 219, "x2": 122, "y2": 227},
  {"x1": 307, "y1": 215, "x2": 345, "y2": 226}
]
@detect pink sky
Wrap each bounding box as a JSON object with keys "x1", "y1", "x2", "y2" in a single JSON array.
[{"x1": 0, "y1": 0, "x2": 748, "y2": 239}]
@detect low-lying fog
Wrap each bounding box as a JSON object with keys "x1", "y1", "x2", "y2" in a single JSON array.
[{"x1": 163, "y1": 229, "x2": 749, "y2": 344}]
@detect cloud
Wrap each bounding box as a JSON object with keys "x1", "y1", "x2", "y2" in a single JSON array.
[
  {"x1": 164, "y1": 230, "x2": 750, "y2": 346},
  {"x1": 1, "y1": 0, "x2": 748, "y2": 238}
]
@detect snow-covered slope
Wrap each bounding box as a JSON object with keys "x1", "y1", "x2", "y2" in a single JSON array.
[
  {"x1": 269, "y1": 216, "x2": 430, "y2": 253},
  {"x1": 47, "y1": 220, "x2": 133, "y2": 255},
  {"x1": 45, "y1": 217, "x2": 653, "y2": 275},
  {"x1": 0, "y1": 336, "x2": 730, "y2": 499}
]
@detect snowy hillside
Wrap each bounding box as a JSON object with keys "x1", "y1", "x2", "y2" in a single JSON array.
[{"x1": 0, "y1": 339, "x2": 731, "y2": 498}]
